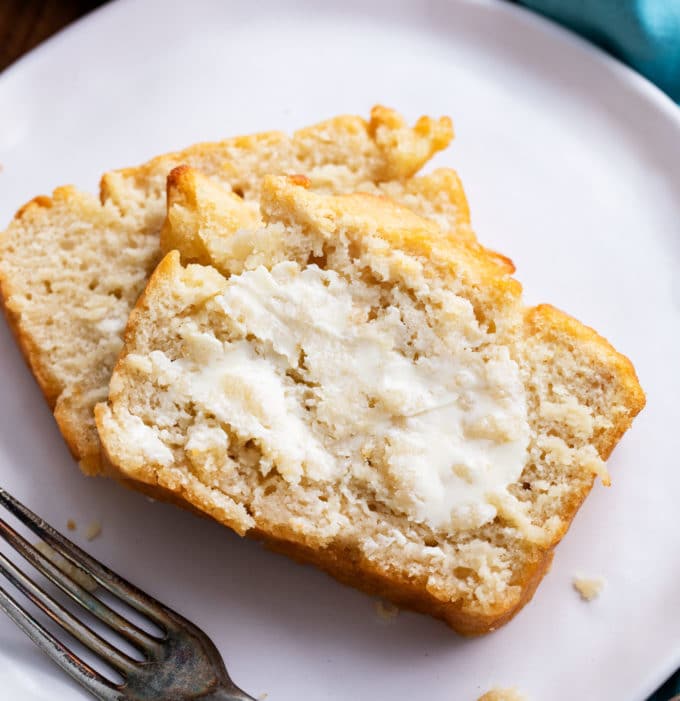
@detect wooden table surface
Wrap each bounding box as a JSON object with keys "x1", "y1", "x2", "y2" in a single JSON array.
[{"x1": 0, "y1": 0, "x2": 107, "y2": 71}]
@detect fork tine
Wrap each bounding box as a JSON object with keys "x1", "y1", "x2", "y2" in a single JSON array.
[
  {"x1": 0, "y1": 488, "x2": 176, "y2": 627},
  {"x1": 0, "y1": 514, "x2": 161, "y2": 652},
  {"x1": 1, "y1": 551, "x2": 138, "y2": 674},
  {"x1": 0, "y1": 584, "x2": 119, "y2": 701}
]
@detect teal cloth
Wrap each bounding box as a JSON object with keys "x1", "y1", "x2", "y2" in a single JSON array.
[
  {"x1": 520, "y1": 0, "x2": 680, "y2": 103},
  {"x1": 517, "y1": 3, "x2": 680, "y2": 699}
]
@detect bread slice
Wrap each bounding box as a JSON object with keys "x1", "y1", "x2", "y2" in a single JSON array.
[
  {"x1": 95, "y1": 173, "x2": 645, "y2": 634},
  {"x1": 0, "y1": 106, "x2": 468, "y2": 475}
]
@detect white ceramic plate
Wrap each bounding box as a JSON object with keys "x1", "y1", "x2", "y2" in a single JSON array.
[{"x1": 1, "y1": 1, "x2": 679, "y2": 699}]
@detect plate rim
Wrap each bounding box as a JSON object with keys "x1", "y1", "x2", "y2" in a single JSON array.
[{"x1": 0, "y1": 0, "x2": 678, "y2": 698}]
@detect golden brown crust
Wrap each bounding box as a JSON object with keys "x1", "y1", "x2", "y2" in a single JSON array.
[
  {"x1": 259, "y1": 529, "x2": 554, "y2": 636},
  {"x1": 15, "y1": 195, "x2": 54, "y2": 219},
  {"x1": 161, "y1": 166, "x2": 260, "y2": 266},
  {"x1": 100, "y1": 449, "x2": 555, "y2": 636},
  {"x1": 165, "y1": 164, "x2": 193, "y2": 191},
  {"x1": 287, "y1": 173, "x2": 312, "y2": 188},
  {"x1": 261, "y1": 174, "x2": 521, "y2": 295},
  {"x1": 367, "y1": 105, "x2": 454, "y2": 179}
]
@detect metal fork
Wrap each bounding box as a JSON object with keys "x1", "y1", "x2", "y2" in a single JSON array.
[{"x1": 0, "y1": 488, "x2": 256, "y2": 700}]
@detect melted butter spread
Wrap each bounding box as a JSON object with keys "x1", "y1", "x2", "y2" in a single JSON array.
[{"x1": 137, "y1": 262, "x2": 530, "y2": 531}]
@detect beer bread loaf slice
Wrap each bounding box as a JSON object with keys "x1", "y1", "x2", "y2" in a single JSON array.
[
  {"x1": 0, "y1": 107, "x2": 466, "y2": 474},
  {"x1": 95, "y1": 175, "x2": 644, "y2": 634}
]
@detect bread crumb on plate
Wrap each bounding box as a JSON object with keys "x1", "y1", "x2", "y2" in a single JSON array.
[
  {"x1": 85, "y1": 520, "x2": 102, "y2": 541},
  {"x1": 66, "y1": 518, "x2": 77, "y2": 531},
  {"x1": 375, "y1": 600, "x2": 400, "y2": 622},
  {"x1": 34, "y1": 541, "x2": 98, "y2": 592},
  {"x1": 477, "y1": 687, "x2": 528, "y2": 701},
  {"x1": 573, "y1": 575, "x2": 605, "y2": 601}
]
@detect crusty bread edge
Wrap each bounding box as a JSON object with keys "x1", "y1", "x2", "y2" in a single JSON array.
[
  {"x1": 0, "y1": 194, "x2": 63, "y2": 410},
  {"x1": 105, "y1": 460, "x2": 555, "y2": 636}
]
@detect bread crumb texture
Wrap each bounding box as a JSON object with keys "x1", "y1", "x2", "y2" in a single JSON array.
[
  {"x1": 477, "y1": 687, "x2": 528, "y2": 701},
  {"x1": 375, "y1": 599, "x2": 400, "y2": 622},
  {"x1": 85, "y1": 521, "x2": 102, "y2": 541},
  {"x1": 573, "y1": 575, "x2": 605, "y2": 601},
  {"x1": 95, "y1": 168, "x2": 644, "y2": 634},
  {"x1": 0, "y1": 107, "x2": 460, "y2": 475}
]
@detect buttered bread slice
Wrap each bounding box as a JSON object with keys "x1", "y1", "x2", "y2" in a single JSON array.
[
  {"x1": 95, "y1": 174, "x2": 644, "y2": 634},
  {"x1": 0, "y1": 107, "x2": 467, "y2": 474}
]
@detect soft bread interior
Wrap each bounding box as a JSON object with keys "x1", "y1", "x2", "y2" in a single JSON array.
[{"x1": 95, "y1": 174, "x2": 644, "y2": 632}]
